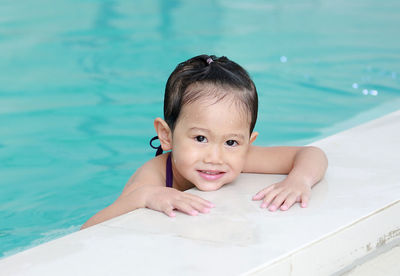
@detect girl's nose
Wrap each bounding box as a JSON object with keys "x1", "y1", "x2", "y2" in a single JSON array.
[{"x1": 204, "y1": 144, "x2": 223, "y2": 165}]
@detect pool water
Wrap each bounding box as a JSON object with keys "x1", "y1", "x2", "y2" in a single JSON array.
[{"x1": 0, "y1": 0, "x2": 399, "y2": 258}]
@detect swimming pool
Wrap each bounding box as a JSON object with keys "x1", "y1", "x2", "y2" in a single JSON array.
[{"x1": 1, "y1": 0, "x2": 399, "y2": 258}]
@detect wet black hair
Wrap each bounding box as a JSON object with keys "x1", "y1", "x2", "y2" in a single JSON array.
[{"x1": 164, "y1": 54, "x2": 258, "y2": 134}]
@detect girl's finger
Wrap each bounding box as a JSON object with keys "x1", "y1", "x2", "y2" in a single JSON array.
[
  {"x1": 174, "y1": 201, "x2": 199, "y2": 216},
  {"x1": 253, "y1": 185, "x2": 275, "y2": 201},
  {"x1": 269, "y1": 191, "x2": 290, "y2": 212},
  {"x1": 280, "y1": 193, "x2": 298, "y2": 211},
  {"x1": 184, "y1": 198, "x2": 211, "y2": 213},
  {"x1": 260, "y1": 189, "x2": 280, "y2": 209},
  {"x1": 301, "y1": 193, "x2": 310, "y2": 208},
  {"x1": 185, "y1": 193, "x2": 215, "y2": 208},
  {"x1": 180, "y1": 196, "x2": 210, "y2": 213},
  {"x1": 163, "y1": 205, "x2": 176, "y2": 217}
]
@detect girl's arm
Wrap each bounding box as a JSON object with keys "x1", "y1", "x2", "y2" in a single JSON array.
[
  {"x1": 81, "y1": 154, "x2": 213, "y2": 229},
  {"x1": 80, "y1": 157, "x2": 163, "y2": 229},
  {"x1": 243, "y1": 145, "x2": 328, "y2": 211}
]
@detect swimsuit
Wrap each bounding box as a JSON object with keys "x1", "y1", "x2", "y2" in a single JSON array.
[
  {"x1": 165, "y1": 153, "x2": 173, "y2": 188},
  {"x1": 150, "y1": 136, "x2": 173, "y2": 188}
]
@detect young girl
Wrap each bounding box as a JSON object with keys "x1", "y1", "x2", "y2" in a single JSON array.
[{"x1": 81, "y1": 55, "x2": 328, "y2": 229}]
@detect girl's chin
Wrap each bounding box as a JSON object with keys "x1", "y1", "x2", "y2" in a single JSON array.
[{"x1": 194, "y1": 181, "x2": 226, "y2": 192}]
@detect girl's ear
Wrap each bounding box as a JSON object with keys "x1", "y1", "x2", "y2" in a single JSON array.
[
  {"x1": 154, "y1": 118, "x2": 173, "y2": 151},
  {"x1": 249, "y1": 131, "x2": 258, "y2": 144}
]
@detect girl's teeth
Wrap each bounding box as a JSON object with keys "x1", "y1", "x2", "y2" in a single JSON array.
[{"x1": 203, "y1": 171, "x2": 218, "y2": 175}]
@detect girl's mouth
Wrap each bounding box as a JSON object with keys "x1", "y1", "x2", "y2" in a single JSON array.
[{"x1": 198, "y1": 170, "x2": 225, "y2": 181}]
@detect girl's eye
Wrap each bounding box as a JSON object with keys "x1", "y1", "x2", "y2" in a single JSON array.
[
  {"x1": 226, "y1": 140, "x2": 238, "y2": 147},
  {"x1": 195, "y1": 135, "x2": 207, "y2": 143}
]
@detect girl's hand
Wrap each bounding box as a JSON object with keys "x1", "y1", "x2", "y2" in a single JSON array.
[
  {"x1": 252, "y1": 178, "x2": 311, "y2": 212},
  {"x1": 141, "y1": 186, "x2": 215, "y2": 217}
]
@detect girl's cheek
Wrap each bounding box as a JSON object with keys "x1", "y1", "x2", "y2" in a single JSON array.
[
  {"x1": 235, "y1": 151, "x2": 249, "y2": 170},
  {"x1": 175, "y1": 141, "x2": 201, "y2": 161}
]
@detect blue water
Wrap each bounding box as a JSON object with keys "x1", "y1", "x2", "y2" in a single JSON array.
[{"x1": 1, "y1": 0, "x2": 399, "y2": 258}]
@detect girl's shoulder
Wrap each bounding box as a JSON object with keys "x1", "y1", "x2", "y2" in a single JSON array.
[
  {"x1": 121, "y1": 153, "x2": 169, "y2": 196},
  {"x1": 244, "y1": 145, "x2": 304, "y2": 174}
]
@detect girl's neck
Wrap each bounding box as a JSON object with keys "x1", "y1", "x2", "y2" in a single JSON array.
[{"x1": 169, "y1": 152, "x2": 195, "y2": 191}]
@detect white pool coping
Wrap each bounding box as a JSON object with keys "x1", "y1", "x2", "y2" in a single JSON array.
[{"x1": 1, "y1": 110, "x2": 399, "y2": 276}]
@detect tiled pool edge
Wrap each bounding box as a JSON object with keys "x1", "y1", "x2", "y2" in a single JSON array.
[{"x1": 1, "y1": 110, "x2": 399, "y2": 275}]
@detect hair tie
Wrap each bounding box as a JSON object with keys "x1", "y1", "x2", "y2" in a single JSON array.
[
  {"x1": 206, "y1": 57, "x2": 214, "y2": 65},
  {"x1": 150, "y1": 136, "x2": 164, "y2": 156}
]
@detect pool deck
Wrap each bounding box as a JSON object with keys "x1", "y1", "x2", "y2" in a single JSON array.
[{"x1": 1, "y1": 110, "x2": 399, "y2": 275}]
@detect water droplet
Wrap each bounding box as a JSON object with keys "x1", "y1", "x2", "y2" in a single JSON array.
[
  {"x1": 362, "y1": 89, "x2": 369, "y2": 95},
  {"x1": 392, "y1": 72, "x2": 397, "y2": 79},
  {"x1": 352, "y1": 83, "x2": 359, "y2": 89},
  {"x1": 370, "y1": 90, "x2": 378, "y2": 96},
  {"x1": 280, "y1": 56, "x2": 287, "y2": 63}
]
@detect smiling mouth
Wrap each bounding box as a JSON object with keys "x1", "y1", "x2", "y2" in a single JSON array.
[{"x1": 198, "y1": 170, "x2": 225, "y2": 180}]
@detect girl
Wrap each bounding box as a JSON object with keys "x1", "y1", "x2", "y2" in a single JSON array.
[{"x1": 81, "y1": 55, "x2": 328, "y2": 229}]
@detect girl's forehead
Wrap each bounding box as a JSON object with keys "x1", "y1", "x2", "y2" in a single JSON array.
[{"x1": 177, "y1": 97, "x2": 251, "y2": 132}]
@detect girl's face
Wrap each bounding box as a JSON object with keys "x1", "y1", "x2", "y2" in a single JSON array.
[{"x1": 170, "y1": 95, "x2": 257, "y2": 191}]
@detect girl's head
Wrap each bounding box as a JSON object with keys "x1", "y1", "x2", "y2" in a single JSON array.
[
  {"x1": 164, "y1": 55, "x2": 258, "y2": 134},
  {"x1": 155, "y1": 55, "x2": 259, "y2": 191}
]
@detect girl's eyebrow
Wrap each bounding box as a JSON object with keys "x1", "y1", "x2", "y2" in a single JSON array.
[
  {"x1": 189, "y1": 127, "x2": 245, "y2": 140},
  {"x1": 189, "y1": 127, "x2": 210, "y2": 132},
  {"x1": 226, "y1": 133, "x2": 245, "y2": 140}
]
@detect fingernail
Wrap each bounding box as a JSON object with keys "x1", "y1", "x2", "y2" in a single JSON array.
[
  {"x1": 191, "y1": 210, "x2": 198, "y2": 215},
  {"x1": 260, "y1": 203, "x2": 267, "y2": 209},
  {"x1": 269, "y1": 205, "x2": 276, "y2": 211}
]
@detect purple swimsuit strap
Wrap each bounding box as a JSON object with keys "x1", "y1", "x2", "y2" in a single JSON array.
[{"x1": 166, "y1": 153, "x2": 173, "y2": 188}]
